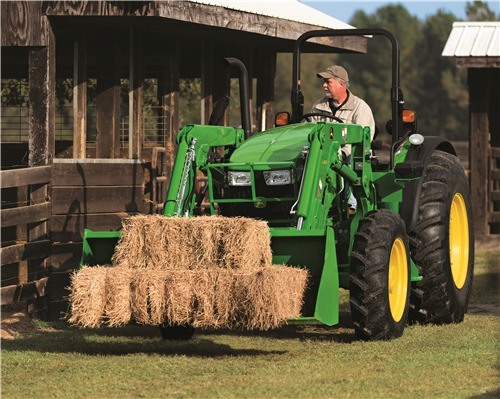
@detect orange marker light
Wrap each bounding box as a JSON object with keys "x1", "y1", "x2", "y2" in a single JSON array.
[{"x1": 402, "y1": 109, "x2": 415, "y2": 123}]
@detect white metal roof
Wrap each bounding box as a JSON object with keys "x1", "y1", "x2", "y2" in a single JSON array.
[
  {"x1": 442, "y1": 21, "x2": 500, "y2": 57},
  {"x1": 189, "y1": 0, "x2": 355, "y2": 30}
]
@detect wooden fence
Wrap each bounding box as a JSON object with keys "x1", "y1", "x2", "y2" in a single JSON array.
[
  {"x1": 1, "y1": 165, "x2": 52, "y2": 315},
  {"x1": 48, "y1": 159, "x2": 146, "y2": 318},
  {"x1": 490, "y1": 146, "x2": 500, "y2": 232}
]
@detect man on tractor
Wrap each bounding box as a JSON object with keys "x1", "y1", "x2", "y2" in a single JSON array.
[{"x1": 311, "y1": 65, "x2": 376, "y2": 211}]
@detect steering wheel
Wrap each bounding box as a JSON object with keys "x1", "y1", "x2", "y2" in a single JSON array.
[{"x1": 301, "y1": 112, "x2": 344, "y2": 123}]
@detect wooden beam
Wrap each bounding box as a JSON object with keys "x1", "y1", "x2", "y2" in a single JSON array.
[
  {"x1": 51, "y1": 212, "x2": 136, "y2": 243},
  {"x1": 52, "y1": 160, "x2": 145, "y2": 186},
  {"x1": 0, "y1": 1, "x2": 46, "y2": 46},
  {"x1": 73, "y1": 31, "x2": 87, "y2": 158},
  {"x1": 0, "y1": 202, "x2": 51, "y2": 228},
  {"x1": 468, "y1": 68, "x2": 490, "y2": 236},
  {"x1": 0, "y1": 165, "x2": 52, "y2": 189},
  {"x1": 1, "y1": 240, "x2": 51, "y2": 266},
  {"x1": 256, "y1": 50, "x2": 276, "y2": 132},
  {"x1": 1, "y1": 277, "x2": 48, "y2": 306},
  {"x1": 51, "y1": 187, "x2": 145, "y2": 215},
  {"x1": 456, "y1": 57, "x2": 500, "y2": 69}
]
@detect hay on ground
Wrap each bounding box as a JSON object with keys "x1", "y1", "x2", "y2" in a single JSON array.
[{"x1": 112, "y1": 215, "x2": 272, "y2": 271}]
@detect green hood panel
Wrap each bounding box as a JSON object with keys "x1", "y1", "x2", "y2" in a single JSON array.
[{"x1": 230, "y1": 124, "x2": 315, "y2": 164}]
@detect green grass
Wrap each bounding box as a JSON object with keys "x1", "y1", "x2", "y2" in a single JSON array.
[{"x1": 2, "y1": 249, "x2": 499, "y2": 399}]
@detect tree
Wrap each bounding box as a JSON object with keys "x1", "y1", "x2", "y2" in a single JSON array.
[{"x1": 466, "y1": 0, "x2": 499, "y2": 21}]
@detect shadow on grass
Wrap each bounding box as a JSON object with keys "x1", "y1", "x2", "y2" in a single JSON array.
[
  {"x1": 1, "y1": 326, "x2": 286, "y2": 357},
  {"x1": 2, "y1": 311, "x2": 356, "y2": 356},
  {"x1": 201, "y1": 310, "x2": 356, "y2": 343}
]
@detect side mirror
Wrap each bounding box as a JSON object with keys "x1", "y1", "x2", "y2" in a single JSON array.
[{"x1": 275, "y1": 112, "x2": 290, "y2": 126}]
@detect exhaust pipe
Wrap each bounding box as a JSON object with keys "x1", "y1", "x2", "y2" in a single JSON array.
[{"x1": 224, "y1": 57, "x2": 251, "y2": 139}]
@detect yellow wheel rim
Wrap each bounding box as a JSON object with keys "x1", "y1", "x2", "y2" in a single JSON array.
[
  {"x1": 388, "y1": 237, "x2": 408, "y2": 322},
  {"x1": 449, "y1": 193, "x2": 469, "y2": 289}
]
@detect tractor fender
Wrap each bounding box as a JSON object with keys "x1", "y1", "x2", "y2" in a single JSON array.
[{"x1": 400, "y1": 136, "x2": 457, "y2": 233}]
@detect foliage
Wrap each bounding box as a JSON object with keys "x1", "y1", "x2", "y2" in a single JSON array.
[{"x1": 466, "y1": 0, "x2": 500, "y2": 21}]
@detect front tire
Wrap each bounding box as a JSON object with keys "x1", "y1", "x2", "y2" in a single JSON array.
[
  {"x1": 349, "y1": 210, "x2": 411, "y2": 340},
  {"x1": 409, "y1": 150, "x2": 474, "y2": 324}
]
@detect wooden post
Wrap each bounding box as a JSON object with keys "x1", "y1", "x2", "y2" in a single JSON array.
[
  {"x1": 201, "y1": 42, "x2": 213, "y2": 125},
  {"x1": 158, "y1": 45, "x2": 180, "y2": 148},
  {"x1": 28, "y1": 21, "x2": 55, "y2": 168},
  {"x1": 27, "y1": 16, "x2": 55, "y2": 315},
  {"x1": 73, "y1": 31, "x2": 87, "y2": 159},
  {"x1": 129, "y1": 27, "x2": 143, "y2": 159},
  {"x1": 256, "y1": 50, "x2": 276, "y2": 132},
  {"x1": 468, "y1": 68, "x2": 490, "y2": 237},
  {"x1": 96, "y1": 31, "x2": 121, "y2": 158}
]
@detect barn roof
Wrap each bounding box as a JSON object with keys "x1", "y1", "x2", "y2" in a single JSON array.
[
  {"x1": 442, "y1": 21, "x2": 500, "y2": 57},
  {"x1": 189, "y1": 0, "x2": 355, "y2": 30}
]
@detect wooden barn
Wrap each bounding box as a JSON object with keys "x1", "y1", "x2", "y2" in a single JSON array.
[
  {"x1": 0, "y1": 0, "x2": 366, "y2": 318},
  {"x1": 443, "y1": 21, "x2": 500, "y2": 237}
]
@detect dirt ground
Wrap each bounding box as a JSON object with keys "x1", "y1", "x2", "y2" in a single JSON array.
[{"x1": 1, "y1": 304, "x2": 37, "y2": 340}]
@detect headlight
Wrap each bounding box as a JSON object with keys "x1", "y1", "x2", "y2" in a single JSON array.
[
  {"x1": 263, "y1": 170, "x2": 293, "y2": 185},
  {"x1": 228, "y1": 171, "x2": 251, "y2": 186}
]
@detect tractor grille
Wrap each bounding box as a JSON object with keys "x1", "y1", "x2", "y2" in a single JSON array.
[{"x1": 217, "y1": 171, "x2": 297, "y2": 226}]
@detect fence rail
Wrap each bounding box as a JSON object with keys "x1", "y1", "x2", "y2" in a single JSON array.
[
  {"x1": 1, "y1": 165, "x2": 52, "y2": 306},
  {"x1": 490, "y1": 146, "x2": 500, "y2": 225}
]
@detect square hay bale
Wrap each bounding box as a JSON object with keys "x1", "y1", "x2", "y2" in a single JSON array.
[
  {"x1": 68, "y1": 266, "x2": 109, "y2": 328},
  {"x1": 112, "y1": 215, "x2": 272, "y2": 271},
  {"x1": 191, "y1": 269, "x2": 235, "y2": 329},
  {"x1": 130, "y1": 268, "x2": 195, "y2": 326},
  {"x1": 69, "y1": 265, "x2": 308, "y2": 331},
  {"x1": 104, "y1": 267, "x2": 134, "y2": 327},
  {"x1": 231, "y1": 266, "x2": 309, "y2": 330}
]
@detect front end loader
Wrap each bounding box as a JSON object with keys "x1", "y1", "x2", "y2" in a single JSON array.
[{"x1": 81, "y1": 29, "x2": 474, "y2": 340}]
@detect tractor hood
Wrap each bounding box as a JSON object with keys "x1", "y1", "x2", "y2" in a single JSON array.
[{"x1": 230, "y1": 123, "x2": 315, "y2": 164}]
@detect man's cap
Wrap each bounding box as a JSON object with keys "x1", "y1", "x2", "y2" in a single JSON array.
[{"x1": 317, "y1": 65, "x2": 349, "y2": 84}]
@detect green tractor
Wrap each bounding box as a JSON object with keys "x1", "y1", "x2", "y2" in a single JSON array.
[{"x1": 82, "y1": 29, "x2": 474, "y2": 340}]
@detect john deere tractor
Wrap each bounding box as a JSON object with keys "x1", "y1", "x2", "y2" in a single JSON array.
[{"x1": 82, "y1": 29, "x2": 474, "y2": 340}]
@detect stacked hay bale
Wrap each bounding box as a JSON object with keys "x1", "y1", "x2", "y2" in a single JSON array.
[{"x1": 69, "y1": 215, "x2": 308, "y2": 330}]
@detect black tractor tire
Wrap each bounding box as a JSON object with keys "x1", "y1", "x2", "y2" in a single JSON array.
[
  {"x1": 159, "y1": 324, "x2": 195, "y2": 340},
  {"x1": 409, "y1": 150, "x2": 474, "y2": 324},
  {"x1": 349, "y1": 209, "x2": 411, "y2": 340}
]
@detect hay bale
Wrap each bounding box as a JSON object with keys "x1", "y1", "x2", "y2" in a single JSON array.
[
  {"x1": 191, "y1": 269, "x2": 235, "y2": 329},
  {"x1": 112, "y1": 215, "x2": 272, "y2": 271},
  {"x1": 68, "y1": 266, "x2": 109, "y2": 328},
  {"x1": 130, "y1": 268, "x2": 195, "y2": 326},
  {"x1": 69, "y1": 264, "x2": 308, "y2": 331},
  {"x1": 163, "y1": 270, "x2": 194, "y2": 326},
  {"x1": 232, "y1": 266, "x2": 309, "y2": 330},
  {"x1": 104, "y1": 267, "x2": 133, "y2": 327}
]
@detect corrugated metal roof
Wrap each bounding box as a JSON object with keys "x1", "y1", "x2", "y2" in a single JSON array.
[
  {"x1": 442, "y1": 21, "x2": 500, "y2": 57},
  {"x1": 189, "y1": 0, "x2": 355, "y2": 30}
]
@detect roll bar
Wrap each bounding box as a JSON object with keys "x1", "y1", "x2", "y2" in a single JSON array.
[{"x1": 291, "y1": 29, "x2": 404, "y2": 148}]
